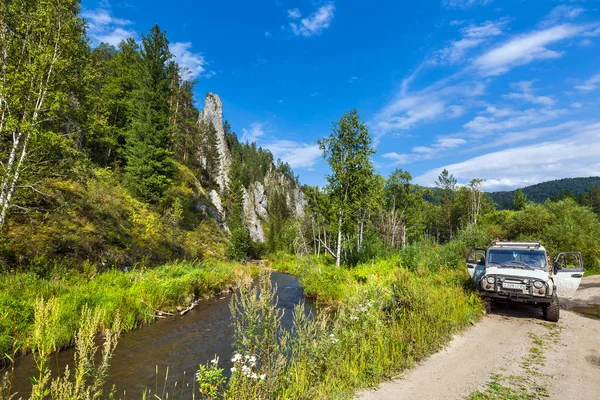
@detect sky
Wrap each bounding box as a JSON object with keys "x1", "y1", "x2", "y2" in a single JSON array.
[{"x1": 81, "y1": 0, "x2": 600, "y2": 191}]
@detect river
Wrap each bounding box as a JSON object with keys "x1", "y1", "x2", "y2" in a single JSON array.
[{"x1": 8, "y1": 272, "x2": 312, "y2": 399}]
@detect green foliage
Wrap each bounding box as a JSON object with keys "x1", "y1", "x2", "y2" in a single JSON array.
[
  {"x1": 318, "y1": 109, "x2": 376, "y2": 266},
  {"x1": 196, "y1": 358, "x2": 226, "y2": 400},
  {"x1": 0, "y1": 261, "x2": 255, "y2": 363},
  {"x1": 489, "y1": 177, "x2": 600, "y2": 210},
  {"x1": 480, "y1": 199, "x2": 600, "y2": 273},
  {"x1": 227, "y1": 228, "x2": 258, "y2": 261},
  {"x1": 513, "y1": 188, "x2": 529, "y2": 211},
  {"x1": 124, "y1": 25, "x2": 175, "y2": 203}
]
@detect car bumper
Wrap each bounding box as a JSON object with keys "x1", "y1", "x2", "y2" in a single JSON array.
[{"x1": 480, "y1": 291, "x2": 553, "y2": 304}]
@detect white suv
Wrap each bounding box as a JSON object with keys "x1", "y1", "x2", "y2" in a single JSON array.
[{"x1": 466, "y1": 241, "x2": 584, "y2": 322}]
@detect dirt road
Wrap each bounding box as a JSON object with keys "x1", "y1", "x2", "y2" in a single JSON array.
[{"x1": 358, "y1": 275, "x2": 600, "y2": 400}]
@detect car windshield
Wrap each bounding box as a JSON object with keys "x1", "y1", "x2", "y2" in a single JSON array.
[{"x1": 487, "y1": 249, "x2": 547, "y2": 270}]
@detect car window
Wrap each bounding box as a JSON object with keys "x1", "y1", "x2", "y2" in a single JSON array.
[{"x1": 487, "y1": 249, "x2": 547, "y2": 269}]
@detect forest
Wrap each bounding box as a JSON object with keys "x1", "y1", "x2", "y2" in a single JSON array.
[{"x1": 1, "y1": 1, "x2": 600, "y2": 399}]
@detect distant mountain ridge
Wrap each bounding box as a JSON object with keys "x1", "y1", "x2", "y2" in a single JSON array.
[{"x1": 488, "y1": 177, "x2": 600, "y2": 210}]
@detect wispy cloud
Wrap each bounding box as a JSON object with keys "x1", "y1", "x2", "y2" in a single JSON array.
[
  {"x1": 169, "y1": 42, "x2": 211, "y2": 80},
  {"x1": 265, "y1": 140, "x2": 322, "y2": 169},
  {"x1": 287, "y1": 8, "x2": 302, "y2": 19},
  {"x1": 382, "y1": 137, "x2": 467, "y2": 166},
  {"x1": 442, "y1": 0, "x2": 493, "y2": 9},
  {"x1": 240, "y1": 123, "x2": 322, "y2": 169},
  {"x1": 575, "y1": 73, "x2": 600, "y2": 91},
  {"x1": 540, "y1": 5, "x2": 584, "y2": 28},
  {"x1": 82, "y1": 8, "x2": 136, "y2": 46},
  {"x1": 472, "y1": 24, "x2": 588, "y2": 76},
  {"x1": 414, "y1": 122, "x2": 600, "y2": 190},
  {"x1": 432, "y1": 20, "x2": 507, "y2": 65},
  {"x1": 463, "y1": 106, "x2": 566, "y2": 134},
  {"x1": 503, "y1": 80, "x2": 554, "y2": 106},
  {"x1": 289, "y1": 3, "x2": 335, "y2": 37},
  {"x1": 373, "y1": 81, "x2": 485, "y2": 135},
  {"x1": 241, "y1": 122, "x2": 266, "y2": 144}
]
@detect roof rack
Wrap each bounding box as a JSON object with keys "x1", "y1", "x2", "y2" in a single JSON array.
[{"x1": 491, "y1": 240, "x2": 541, "y2": 249}]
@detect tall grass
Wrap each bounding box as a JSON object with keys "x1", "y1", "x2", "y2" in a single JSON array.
[
  {"x1": 0, "y1": 261, "x2": 255, "y2": 364},
  {"x1": 197, "y1": 253, "x2": 483, "y2": 399}
]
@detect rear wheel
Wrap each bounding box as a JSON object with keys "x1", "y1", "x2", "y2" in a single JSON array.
[{"x1": 543, "y1": 294, "x2": 560, "y2": 322}]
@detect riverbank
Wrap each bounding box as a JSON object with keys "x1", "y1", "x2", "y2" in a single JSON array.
[
  {"x1": 264, "y1": 253, "x2": 485, "y2": 399},
  {"x1": 0, "y1": 260, "x2": 256, "y2": 363}
]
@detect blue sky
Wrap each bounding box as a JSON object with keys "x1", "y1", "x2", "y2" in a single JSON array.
[{"x1": 82, "y1": 0, "x2": 600, "y2": 191}]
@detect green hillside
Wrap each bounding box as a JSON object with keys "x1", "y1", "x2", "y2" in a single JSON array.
[{"x1": 489, "y1": 177, "x2": 600, "y2": 209}]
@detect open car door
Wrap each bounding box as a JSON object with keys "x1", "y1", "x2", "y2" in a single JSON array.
[
  {"x1": 466, "y1": 248, "x2": 486, "y2": 280},
  {"x1": 553, "y1": 252, "x2": 584, "y2": 299}
]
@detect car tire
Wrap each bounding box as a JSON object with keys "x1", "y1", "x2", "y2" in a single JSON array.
[
  {"x1": 484, "y1": 299, "x2": 494, "y2": 314},
  {"x1": 543, "y1": 294, "x2": 560, "y2": 322}
]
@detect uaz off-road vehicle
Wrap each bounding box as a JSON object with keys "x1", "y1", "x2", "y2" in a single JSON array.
[{"x1": 466, "y1": 241, "x2": 584, "y2": 322}]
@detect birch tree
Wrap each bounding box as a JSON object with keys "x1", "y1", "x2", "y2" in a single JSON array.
[
  {"x1": 0, "y1": 0, "x2": 86, "y2": 231},
  {"x1": 318, "y1": 110, "x2": 374, "y2": 267}
]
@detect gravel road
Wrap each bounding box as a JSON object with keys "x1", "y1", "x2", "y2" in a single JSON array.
[{"x1": 357, "y1": 275, "x2": 600, "y2": 400}]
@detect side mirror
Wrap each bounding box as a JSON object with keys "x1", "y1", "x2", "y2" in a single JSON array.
[{"x1": 478, "y1": 257, "x2": 486, "y2": 266}]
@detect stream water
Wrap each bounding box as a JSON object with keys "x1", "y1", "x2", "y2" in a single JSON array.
[{"x1": 8, "y1": 272, "x2": 313, "y2": 399}]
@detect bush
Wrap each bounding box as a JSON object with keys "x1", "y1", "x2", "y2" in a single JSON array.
[{"x1": 227, "y1": 228, "x2": 259, "y2": 261}]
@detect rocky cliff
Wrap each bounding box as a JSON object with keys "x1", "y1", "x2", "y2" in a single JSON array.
[
  {"x1": 198, "y1": 93, "x2": 232, "y2": 193},
  {"x1": 196, "y1": 93, "x2": 306, "y2": 243}
]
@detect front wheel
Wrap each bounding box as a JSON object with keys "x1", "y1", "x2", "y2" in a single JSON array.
[{"x1": 543, "y1": 294, "x2": 560, "y2": 322}]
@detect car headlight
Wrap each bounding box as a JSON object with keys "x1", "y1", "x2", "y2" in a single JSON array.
[
  {"x1": 486, "y1": 276, "x2": 495, "y2": 284},
  {"x1": 533, "y1": 280, "x2": 544, "y2": 289}
]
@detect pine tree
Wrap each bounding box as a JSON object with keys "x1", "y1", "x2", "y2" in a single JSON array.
[
  {"x1": 513, "y1": 188, "x2": 528, "y2": 211},
  {"x1": 124, "y1": 25, "x2": 175, "y2": 203}
]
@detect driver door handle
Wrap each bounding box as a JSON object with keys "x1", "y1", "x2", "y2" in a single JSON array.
[{"x1": 571, "y1": 274, "x2": 583, "y2": 278}]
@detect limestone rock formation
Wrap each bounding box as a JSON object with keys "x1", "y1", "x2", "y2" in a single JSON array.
[
  {"x1": 198, "y1": 93, "x2": 231, "y2": 192},
  {"x1": 252, "y1": 181, "x2": 269, "y2": 221},
  {"x1": 209, "y1": 189, "x2": 224, "y2": 215},
  {"x1": 242, "y1": 187, "x2": 265, "y2": 242}
]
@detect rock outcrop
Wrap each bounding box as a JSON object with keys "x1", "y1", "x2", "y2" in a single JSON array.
[
  {"x1": 242, "y1": 187, "x2": 265, "y2": 242},
  {"x1": 252, "y1": 181, "x2": 269, "y2": 221},
  {"x1": 198, "y1": 93, "x2": 231, "y2": 193}
]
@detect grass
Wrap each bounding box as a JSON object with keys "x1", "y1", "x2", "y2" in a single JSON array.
[
  {"x1": 468, "y1": 323, "x2": 562, "y2": 400},
  {"x1": 266, "y1": 251, "x2": 484, "y2": 399},
  {"x1": 0, "y1": 260, "x2": 255, "y2": 364}
]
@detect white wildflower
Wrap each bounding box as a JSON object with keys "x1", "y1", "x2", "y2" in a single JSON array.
[
  {"x1": 245, "y1": 354, "x2": 251, "y2": 360},
  {"x1": 211, "y1": 357, "x2": 218, "y2": 365},
  {"x1": 230, "y1": 367, "x2": 236, "y2": 372},
  {"x1": 350, "y1": 315, "x2": 358, "y2": 321},
  {"x1": 260, "y1": 374, "x2": 266, "y2": 380},
  {"x1": 231, "y1": 353, "x2": 242, "y2": 363},
  {"x1": 251, "y1": 372, "x2": 258, "y2": 379},
  {"x1": 241, "y1": 365, "x2": 251, "y2": 376}
]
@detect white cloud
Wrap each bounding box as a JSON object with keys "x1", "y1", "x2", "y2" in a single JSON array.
[
  {"x1": 463, "y1": 106, "x2": 566, "y2": 134},
  {"x1": 414, "y1": 122, "x2": 600, "y2": 190},
  {"x1": 540, "y1": 5, "x2": 584, "y2": 28},
  {"x1": 290, "y1": 3, "x2": 335, "y2": 37},
  {"x1": 374, "y1": 81, "x2": 485, "y2": 135},
  {"x1": 265, "y1": 31, "x2": 272, "y2": 37},
  {"x1": 82, "y1": 8, "x2": 137, "y2": 46},
  {"x1": 169, "y1": 42, "x2": 209, "y2": 80},
  {"x1": 381, "y1": 136, "x2": 467, "y2": 166},
  {"x1": 265, "y1": 140, "x2": 322, "y2": 169},
  {"x1": 473, "y1": 24, "x2": 586, "y2": 76},
  {"x1": 241, "y1": 122, "x2": 266, "y2": 144},
  {"x1": 571, "y1": 102, "x2": 583, "y2": 108},
  {"x1": 575, "y1": 73, "x2": 600, "y2": 91},
  {"x1": 503, "y1": 80, "x2": 554, "y2": 106},
  {"x1": 287, "y1": 8, "x2": 301, "y2": 19},
  {"x1": 348, "y1": 76, "x2": 359, "y2": 83},
  {"x1": 442, "y1": 0, "x2": 492, "y2": 8},
  {"x1": 432, "y1": 20, "x2": 506, "y2": 65}
]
